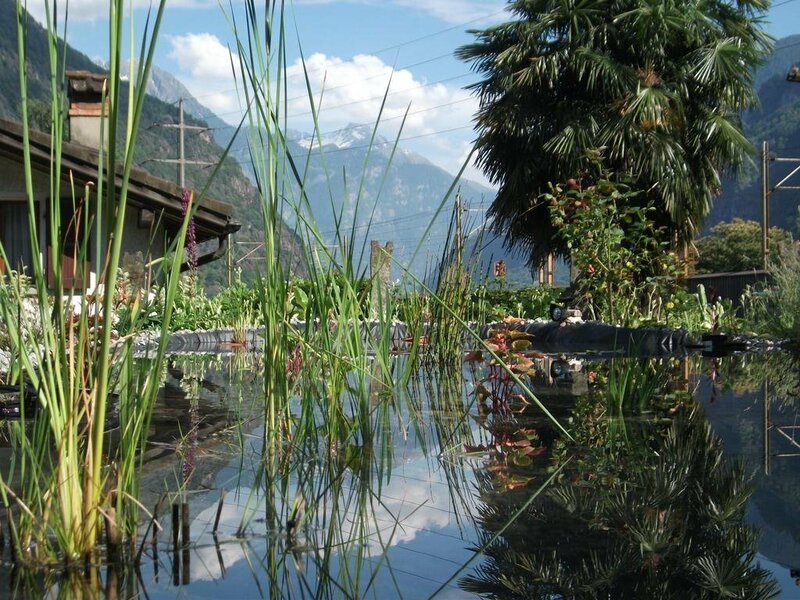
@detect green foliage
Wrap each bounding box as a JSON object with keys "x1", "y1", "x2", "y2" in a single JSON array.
[
  {"x1": 0, "y1": 0, "x2": 189, "y2": 563},
  {"x1": 660, "y1": 285, "x2": 741, "y2": 333},
  {"x1": 545, "y1": 177, "x2": 685, "y2": 325},
  {"x1": 694, "y1": 218, "x2": 792, "y2": 273},
  {"x1": 743, "y1": 241, "x2": 800, "y2": 340},
  {"x1": 457, "y1": 0, "x2": 771, "y2": 264},
  {"x1": 470, "y1": 285, "x2": 561, "y2": 322},
  {"x1": 127, "y1": 275, "x2": 262, "y2": 331}
]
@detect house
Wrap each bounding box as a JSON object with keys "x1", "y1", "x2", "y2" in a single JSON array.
[{"x1": 0, "y1": 70, "x2": 240, "y2": 290}]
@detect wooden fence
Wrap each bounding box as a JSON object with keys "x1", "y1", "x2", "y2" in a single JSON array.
[{"x1": 684, "y1": 270, "x2": 772, "y2": 304}]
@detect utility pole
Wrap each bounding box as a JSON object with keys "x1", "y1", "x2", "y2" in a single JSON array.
[
  {"x1": 762, "y1": 140, "x2": 770, "y2": 270},
  {"x1": 760, "y1": 138, "x2": 800, "y2": 271},
  {"x1": 455, "y1": 191, "x2": 463, "y2": 267},
  {"x1": 153, "y1": 98, "x2": 216, "y2": 188}
]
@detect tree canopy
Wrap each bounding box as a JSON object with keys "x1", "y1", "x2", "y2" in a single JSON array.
[
  {"x1": 694, "y1": 218, "x2": 792, "y2": 273},
  {"x1": 457, "y1": 0, "x2": 773, "y2": 265}
]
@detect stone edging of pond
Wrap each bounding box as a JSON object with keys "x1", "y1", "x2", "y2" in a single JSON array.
[{"x1": 132, "y1": 318, "x2": 700, "y2": 357}]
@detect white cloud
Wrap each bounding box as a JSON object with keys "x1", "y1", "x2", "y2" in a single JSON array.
[
  {"x1": 165, "y1": 40, "x2": 489, "y2": 182},
  {"x1": 283, "y1": 52, "x2": 477, "y2": 152},
  {"x1": 169, "y1": 33, "x2": 238, "y2": 80},
  {"x1": 167, "y1": 33, "x2": 241, "y2": 117}
]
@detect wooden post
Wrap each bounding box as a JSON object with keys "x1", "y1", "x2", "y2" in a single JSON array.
[
  {"x1": 181, "y1": 502, "x2": 191, "y2": 584},
  {"x1": 369, "y1": 241, "x2": 393, "y2": 318},
  {"x1": 171, "y1": 503, "x2": 180, "y2": 549}
]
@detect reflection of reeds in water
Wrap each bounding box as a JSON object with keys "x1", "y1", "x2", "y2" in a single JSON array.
[{"x1": 191, "y1": 359, "x2": 480, "y2": 597}]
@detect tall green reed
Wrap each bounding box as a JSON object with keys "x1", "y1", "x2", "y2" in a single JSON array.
[
  {"x1": 0, "y1": 0, "x2": 198, "y2": 563},
  {"x1": 224, "y1": 0, "x2": 573, "y2": 467}
]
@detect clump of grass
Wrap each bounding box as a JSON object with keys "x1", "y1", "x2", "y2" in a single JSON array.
[
  {"x1": 0, "y1": 0, "x2": 196, "y2": 565},
  {"x1": 743, "y1": 241, "x2": 800, "y2": 340}
]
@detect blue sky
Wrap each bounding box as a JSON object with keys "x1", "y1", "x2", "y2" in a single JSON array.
[{"x1": 26, "y1": 0, "x2": 800, "y2": 186}]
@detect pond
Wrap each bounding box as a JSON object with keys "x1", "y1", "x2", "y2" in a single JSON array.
[{"x1": 1, "y1": 346, "x2": 799, "y2": 599}]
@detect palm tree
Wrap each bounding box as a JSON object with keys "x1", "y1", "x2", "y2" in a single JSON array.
[{"x1": 457, "y1": 0, "x2": 772, "y2": 265}]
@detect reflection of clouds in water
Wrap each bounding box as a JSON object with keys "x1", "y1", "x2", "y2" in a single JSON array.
[
  {"x1": 188, "y1": 452, "x2": 462, "y2": 582},
  {"x1": 190, "y1": 487, "x2": 264, "y2": 582},
  {"x1": 344, "y1": 465, "x2": 455, "y2": 555}
]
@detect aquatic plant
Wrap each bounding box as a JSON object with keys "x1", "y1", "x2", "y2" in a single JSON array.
[
  {"x1": 743, "y1": 241, "x2": 800, "y2": 341},
  {"x1": 0, "y1": 0, "x2": 200, "y2": 564}
]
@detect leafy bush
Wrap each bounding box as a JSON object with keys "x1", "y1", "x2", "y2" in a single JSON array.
[
  {"x1": 545, "y1": 177, "x2": 686, "y2": 325},
  {"x1": 470, "y1": 285, "x2": 562, "y2": 322},
  {"x1": 694, "y1": 219, "x2": 792, "y2": 274},
  {"x1": 743, "y1": 241, "x2": 800, "y2": 340}
]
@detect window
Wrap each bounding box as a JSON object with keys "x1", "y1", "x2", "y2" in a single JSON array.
[{"x1": 0, "y1": 202, "x2": 36, "y2": 275}]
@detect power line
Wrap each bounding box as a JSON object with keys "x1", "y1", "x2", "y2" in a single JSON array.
[
  {"x1": 367, "y1": 8, "x2": 507, "y2": 55},
  {"x1": 147, "y1": 98, "x2": 217, "y2": 187}
]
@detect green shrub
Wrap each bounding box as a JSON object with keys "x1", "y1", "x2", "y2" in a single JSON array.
[
  {"x1": 743, "y1": 241, "x2": 800, "y2": 339},
  {"x1": 694, "y1": 219, "x2": 792, "y2": 274},
  {"x1": 470, "y1": 285, "x2": 562, "y2": 321},
  {"x1": 545, "y1": 176, "x2": 686, "y2": 325}
]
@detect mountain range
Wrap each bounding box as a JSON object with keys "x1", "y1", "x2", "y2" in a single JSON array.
[
  {"x1": 131, "y1": 59, "x2": 496, "y2": 278},
  {"x1": 4, "y1": 0, "x2": 797, "y2": 288}
]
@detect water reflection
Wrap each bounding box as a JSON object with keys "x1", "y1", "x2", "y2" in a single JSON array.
[
  {"x1": 2, "y1": 350, "x2": 798, "y2": 598},
  {"x1": 461, "y1": 357, "x2": 780, "y2": 599},
  {"x1": 126, "y1": 354, "x2": 481, "y2": 599},
  {"x1": 698, "y1": 352, "x2": 800, "y2": 595}
]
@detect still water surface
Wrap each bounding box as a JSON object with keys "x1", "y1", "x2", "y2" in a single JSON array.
[{"x1": 3, "y1": 349, "x2": 800, "y2": 599}]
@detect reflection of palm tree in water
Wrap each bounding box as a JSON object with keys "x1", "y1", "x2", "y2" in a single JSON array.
[
  {"x1": 791, "y1": 568, "x2": 800, "y2": 588},
  {"x1": 461, "y1": 409, "x2": 779, "y2": 599}
]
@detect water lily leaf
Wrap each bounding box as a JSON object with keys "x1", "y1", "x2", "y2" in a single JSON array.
[
  {"x1": 512, "y1": 454, "x2": 532, "y2": 466},
  {"x1": 512, "y1": 356, "x2": 535, "y2": 372},
  {"x1": 507, "y1": 330, "x2": 533, "y2": 341},
  {"x1": 511, "y1": 339, "x2": 531, "y2": 351},
  {"x1": 522, "y1": 445, "x2": 546, "y2": 457}
]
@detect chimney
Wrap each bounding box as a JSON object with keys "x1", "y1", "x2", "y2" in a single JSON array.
[{"x1": 66, "y1": 70, "x2": 109, "y2": 149}]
